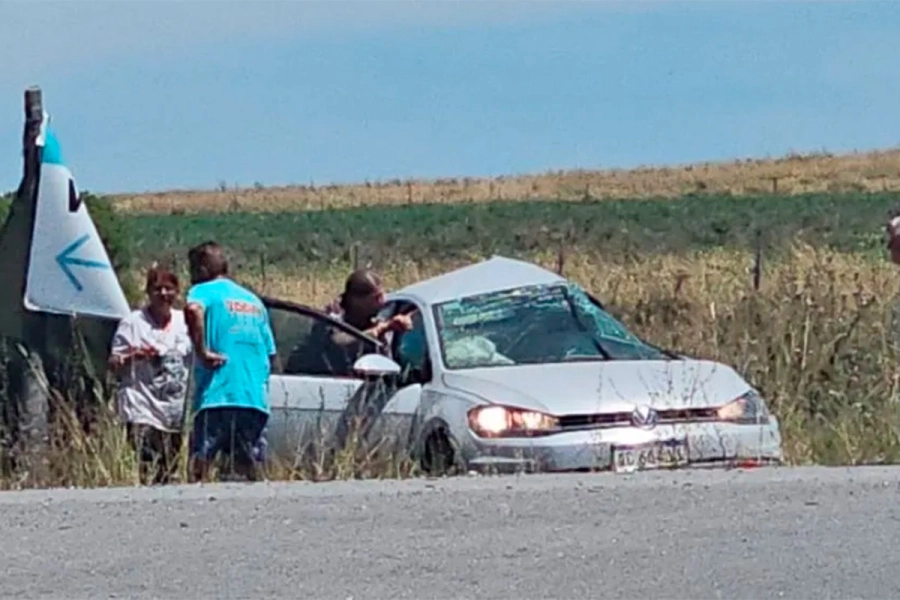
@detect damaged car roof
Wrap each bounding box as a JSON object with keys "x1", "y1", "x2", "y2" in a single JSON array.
[{"x1": 391, "y1": 255, "x2": 566, "y2": 305}]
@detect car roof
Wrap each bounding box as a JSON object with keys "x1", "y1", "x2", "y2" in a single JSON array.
[{"x1": 389, "y1": 255, "x2": 567, "y2": 306}]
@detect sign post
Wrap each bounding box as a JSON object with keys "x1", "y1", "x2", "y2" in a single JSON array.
[{"x1": 17, "y1": 86, "x2": 51, "y2": 485}]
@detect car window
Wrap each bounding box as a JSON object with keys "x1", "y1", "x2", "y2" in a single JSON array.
[
  {"x1": 433, "y1": 283, "x2": 668, "y2": 369},
  {"x1": 393, "y1": 310, "x2": 427, "y2": 374},
  {"x1": 266, "y1": 304, "x2": 379, "y2": 377},
  {"x1": 375, "y1": 303, "x2": 397, "y2": 322}
]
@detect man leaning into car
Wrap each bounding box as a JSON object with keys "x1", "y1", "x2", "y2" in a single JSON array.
[
  {"x1": 286, "y1": 269, "x2": 414, "y2": 375},
  {"x1": 325, "y1": 269, "x2": 414, "y2": 344}
]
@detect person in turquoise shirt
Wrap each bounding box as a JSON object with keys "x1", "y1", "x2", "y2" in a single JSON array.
[{"x1": 183, "y1": 240, "x2": 276, "y2": 482}]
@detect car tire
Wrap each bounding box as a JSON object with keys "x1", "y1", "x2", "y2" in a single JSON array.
[{"x1": 420, "y1": 428, "x2": 464, "y2": 477}]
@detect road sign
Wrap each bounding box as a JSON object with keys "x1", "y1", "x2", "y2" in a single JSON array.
[
  {"x1": 23, "y1": 118, "x2": 130, "y2": 320},
  {"x1": 55, "y1": 234, "x2": 112, "y2": 292}
]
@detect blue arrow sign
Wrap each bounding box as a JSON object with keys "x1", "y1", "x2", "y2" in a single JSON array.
[{"x1": 55, "y1": 234, "x2": 111, "y2": 292}]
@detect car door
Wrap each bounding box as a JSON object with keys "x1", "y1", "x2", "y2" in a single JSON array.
[
  {"x1": 262, "y1": 298, "x2": 383, "y2": 461},
  {"x1": 364, "y1": 299, "x2": 430, "y2": 448}
]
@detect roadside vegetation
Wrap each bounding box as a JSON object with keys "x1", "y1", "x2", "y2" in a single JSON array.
[
  {"x1": 244, "y1": 246, "x2": 900, "y2": 468},
  {"x1": 2, "y1": 148, "x2": 900, "y2": 489},
  {"x1": 7, "y1": 242, "x2": 898, "y2": 490}
]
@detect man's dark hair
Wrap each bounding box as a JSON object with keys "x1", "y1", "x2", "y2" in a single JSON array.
[
  {"x1": 339, "y1": 269, "x2": 381, "y2": 309},
  {"x1": 188, "y1": 240, "x2": 229, "y2": 279}
]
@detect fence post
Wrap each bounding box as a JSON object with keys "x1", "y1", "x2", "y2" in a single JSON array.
[
  {"x1": 752, "y1": 228, "x2": 763, "y2": 291},
  {"x1": 17, "y1": 86, "x2": 51, "y2": 485}
]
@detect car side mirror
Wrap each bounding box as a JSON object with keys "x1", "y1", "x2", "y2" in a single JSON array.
[{"x1": 353, "y1": 353, "x2": 402, "y2": 378}]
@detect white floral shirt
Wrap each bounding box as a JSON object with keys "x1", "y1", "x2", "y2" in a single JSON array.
[{"x1": 110, "y1": 307, "x2": 193, "y2": 432}]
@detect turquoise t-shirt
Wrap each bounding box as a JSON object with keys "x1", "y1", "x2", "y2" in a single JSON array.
[{"x1": 186, "y1": 278, "x2": 276, "y2": 415}]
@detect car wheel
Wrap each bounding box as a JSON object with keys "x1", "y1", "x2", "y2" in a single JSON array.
[{"x1": 421, "y1": 429, "x2": 463, "y2": 477}]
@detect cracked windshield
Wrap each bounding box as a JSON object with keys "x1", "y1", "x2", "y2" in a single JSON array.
[{"x1": 434, "y1": 283, "x2": 670, "y2": 369}]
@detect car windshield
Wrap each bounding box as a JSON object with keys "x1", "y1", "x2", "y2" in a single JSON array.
[{"x1": 433, "y1": 283, "x2": 670, "y2": 369}]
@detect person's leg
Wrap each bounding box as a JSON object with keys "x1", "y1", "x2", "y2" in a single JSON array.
[
  {"x1": 189, "y1": 408, "x2": 225, "y2": 482},
  {"x1": 245, "y1": 417, "x2": 269, "y2": 482},
  {"x1": 230, "y1": 409, "x2": 268, "y2": 482},
  {"x1": 156, "y1": 431, "x2": 183, "y2": 484},
  {"x1": 143, "y1": 427, "x2": 169, "y2": 485},
  {"x1": 125, "y1": 422, "x2": 142, "y2": 458},
  {"x1": 126, "y1": 423, "x2": 155, "y2": 485}
]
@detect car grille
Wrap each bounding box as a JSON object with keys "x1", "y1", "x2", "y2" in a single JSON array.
[{"x1": 558, "y1": 407, "x2": 720, "y2": 430}]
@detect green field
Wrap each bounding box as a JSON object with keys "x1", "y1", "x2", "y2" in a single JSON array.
[{"x1": 119, "y1": 192, "x2": 899, "y2": 270}]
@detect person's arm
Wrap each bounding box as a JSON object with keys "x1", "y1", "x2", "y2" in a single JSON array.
[
  {"x1": 184, "y1": 301, "x2": 206, "y2": 357},
  {"x1": 108, "y1": 314, "x2": 156, "y2": 371},
  {"x1": 361, "y1": 320, "x2": 393, "y2": 341},
  {"x1": 262, "y1": 306, "x2": 278, "y2": 372},
  {"x1": 109, "y1": 317, "x2": 133, "y2": 371},
  {"x1": 184, "y1": 289, "x2": 226, "y2": 368},
  {"x1": 330, "y1": 314, "x2": 413, "y2": 347}
]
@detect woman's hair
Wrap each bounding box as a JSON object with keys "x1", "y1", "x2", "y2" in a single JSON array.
[{"x1": 145, "y1": 262, "x2": 180, "y2": 291}]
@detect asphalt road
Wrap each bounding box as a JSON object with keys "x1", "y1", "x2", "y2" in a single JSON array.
[{"x1": 0, "y1": 466, "x2": 898, "y2": 599}]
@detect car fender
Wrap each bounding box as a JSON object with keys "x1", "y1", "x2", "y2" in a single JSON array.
[
  {"x1": 409, "y1": 386, "x2": 484, "y2": 463},
  {"x1": 381, "y1": 382, "x2": 424, "y2": 415}
]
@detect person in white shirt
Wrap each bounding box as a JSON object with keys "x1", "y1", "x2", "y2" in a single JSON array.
[{"x1": 109, "y1": 264, "x2": 193, "y2": 484}]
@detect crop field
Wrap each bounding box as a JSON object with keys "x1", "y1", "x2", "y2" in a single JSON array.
[
  {"x1": 109, "y1": 147, "x2": 900, "y2": 214},
  {"x1": 126, "y1": 192, "x2": 896, "y2": 273}
]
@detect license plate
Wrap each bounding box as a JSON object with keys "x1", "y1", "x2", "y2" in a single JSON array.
[{"x1": 611, "y1": 440, "x2": 688, "y2": 473}]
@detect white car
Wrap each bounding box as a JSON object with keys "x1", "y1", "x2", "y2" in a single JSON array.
[{"x1": 263, "y1": 255, "x2": 784, "y2": 475}]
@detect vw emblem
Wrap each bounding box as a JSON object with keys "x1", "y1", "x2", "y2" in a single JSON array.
[{"x1": 630, "y1": 405, "x2": 659, "y2": 429}]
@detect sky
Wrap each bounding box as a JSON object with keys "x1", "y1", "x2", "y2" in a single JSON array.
[{"x1": 1, "y1": 0, "x2": 899, "y2": 195}]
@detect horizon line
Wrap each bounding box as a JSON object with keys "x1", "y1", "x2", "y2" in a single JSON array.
[{"x1": 103, "y1": 144, "x2": 900, "y2": 198}]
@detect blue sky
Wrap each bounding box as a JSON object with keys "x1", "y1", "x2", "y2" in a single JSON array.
[{"x1": 1, "y1": 0, "x2": 899, "y2": 195}]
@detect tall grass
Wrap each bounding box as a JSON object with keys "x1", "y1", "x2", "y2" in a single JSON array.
[
  {"x1": 0, "y1": 360, "x2": 418, "y2": 490},
  {"x1": 244, "y1": 245, "x2": 900, "y2": 467},
  {"x1": 2, "y1": 245, "x2": 898, "y2": 489}
]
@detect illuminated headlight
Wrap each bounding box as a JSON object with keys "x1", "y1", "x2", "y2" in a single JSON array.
[
  {"x1": 716, "y1": 389, "x2": 770, "y2": 425},
  {"x1": 467, "y1": 405, "x2": 561, "y2": 438}
]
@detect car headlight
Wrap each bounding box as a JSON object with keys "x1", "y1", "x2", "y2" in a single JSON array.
[
  {"x1": 716, "y1": 389, "x2": 770, "y2": 424},
  {"x1": 467, "y1": 405, "x2": 561, "y2": 438}
]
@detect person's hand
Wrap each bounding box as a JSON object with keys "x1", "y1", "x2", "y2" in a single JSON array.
[
  {"x1": 108, "y1": 353, "x2": 126, "y2": 369},
  {"x1": 133, "y1": 346, "x2": 159, "y2": 360},
  {"x1": 109, "y1": 346, "x2": 157, "y2": 369},
  {"x1": 388, "y1": 313, "x2": 415, "y2": 332},
  {"x1": 197, "y1": 349, "x2": 227, "y2": 369}
]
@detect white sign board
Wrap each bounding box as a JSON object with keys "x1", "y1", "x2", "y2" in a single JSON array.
[{"x1": 23, "y1": 118, "x2": 130, "y2": 320}]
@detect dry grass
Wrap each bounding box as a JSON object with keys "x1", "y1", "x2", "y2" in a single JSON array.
[
  {"x1": 236, "y1": 245, "x2": 900, "y2": 467},
  {"x1": 4, "y1": 245, "x2": 900, "y2": 489},
  {"x1": 0, "y1": 371, "x2": 417, "y2": 491},
  {"x1": 110, "y1": 147, "x2": 900, "y2": 214}
]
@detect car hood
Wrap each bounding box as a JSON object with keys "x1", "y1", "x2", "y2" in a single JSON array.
[{"x1": 440, "y1": 359, "x2": 754, "y2": 415}]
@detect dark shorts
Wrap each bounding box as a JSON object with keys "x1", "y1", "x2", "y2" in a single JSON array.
[{"x1": 190, "y1": 407, "x2": 268, "y2": 468}]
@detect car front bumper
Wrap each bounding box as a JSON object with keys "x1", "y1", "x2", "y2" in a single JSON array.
[{"x1": 457, "y1": 420, "x2": 784, "y2": 474}]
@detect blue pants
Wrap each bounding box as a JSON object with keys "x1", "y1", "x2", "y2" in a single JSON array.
[{"x1": 190, "y1": 407, "x2": 268, "y2": 474}]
